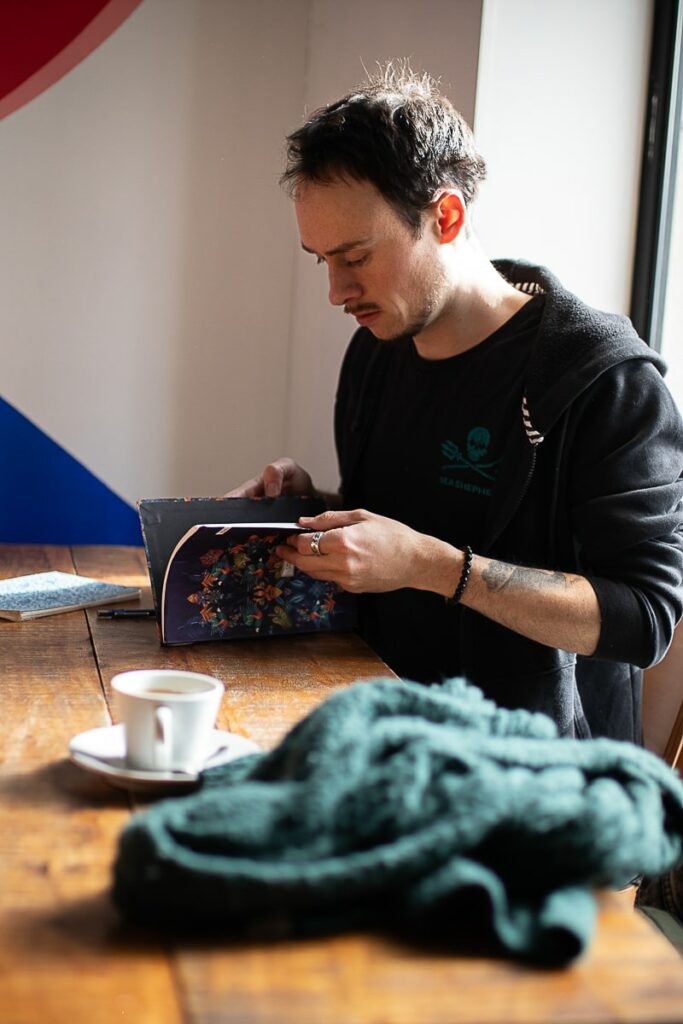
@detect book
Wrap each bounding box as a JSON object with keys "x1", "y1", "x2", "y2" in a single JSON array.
[
  {"x1": 0, "y1": 571, "x2": 141, "y2": 621},
  {"x1": 138, "y1": 497, "x2": 356, "y2": 646}
]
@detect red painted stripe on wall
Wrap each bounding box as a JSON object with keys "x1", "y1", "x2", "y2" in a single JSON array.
[{"x1": 0, "y1": 0, "x2": 144, "y2": 121}]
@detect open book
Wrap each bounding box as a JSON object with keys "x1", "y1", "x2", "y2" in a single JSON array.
[
  {"x1": 138, "y1": 497, "x2": 356, "y2": 646},
  {"x1": 0, "y1": 571, "x2": 140, "y2": 621}
]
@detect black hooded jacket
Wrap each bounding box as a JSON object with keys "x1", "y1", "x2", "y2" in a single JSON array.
[{"x1": 334, "y1": 260, "x2": 683, "y2": 741}]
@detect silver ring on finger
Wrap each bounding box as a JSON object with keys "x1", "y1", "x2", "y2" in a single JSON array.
[{"x1": 310, "y1": 531, "x2": 324, "y2": 556}]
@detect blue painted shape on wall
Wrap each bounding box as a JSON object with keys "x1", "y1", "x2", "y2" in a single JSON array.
[{"x1": 0, "y1": 396, "x2": 142, "y2": 545}]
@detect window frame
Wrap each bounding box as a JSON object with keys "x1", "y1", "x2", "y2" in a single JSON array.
[{"x1": 631, "y1": 0, "x2": 683, "y2": 351}]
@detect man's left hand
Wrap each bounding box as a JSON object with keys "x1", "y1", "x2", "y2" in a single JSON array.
[{"x1": 277, "y1": 508, "x2": 457, "y2": 594}]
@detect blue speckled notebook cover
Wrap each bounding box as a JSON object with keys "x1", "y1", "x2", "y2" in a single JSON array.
[{"x1": 0, "y1": 571, "x2": 140, "y2": 620}]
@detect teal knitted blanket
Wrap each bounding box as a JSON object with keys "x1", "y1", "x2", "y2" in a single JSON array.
[{"x1": 112, "y1": 678, "x2": 683, "y2": 965}]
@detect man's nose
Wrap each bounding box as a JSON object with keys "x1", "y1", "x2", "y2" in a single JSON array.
[{"x1": 328, "y1": 265, "x2": 362, "y2": 307}]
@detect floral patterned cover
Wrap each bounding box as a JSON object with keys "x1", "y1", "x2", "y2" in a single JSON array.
[{"x1": 161, "y1": 525, "x2": 355, "y2": 645}]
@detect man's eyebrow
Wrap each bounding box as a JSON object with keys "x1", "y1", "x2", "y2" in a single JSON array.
[{"x1": 301, "y1": 238, "x2": 372, "y2": 257}]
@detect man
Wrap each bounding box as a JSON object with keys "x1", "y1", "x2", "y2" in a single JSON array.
[{"x1": 229, "y1": 66, "x2": 683, "y2": 741}]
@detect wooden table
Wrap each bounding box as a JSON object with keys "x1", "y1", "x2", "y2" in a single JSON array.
[{"x1": 1, "y1": 544, "x2": 682, "y2": 1024}]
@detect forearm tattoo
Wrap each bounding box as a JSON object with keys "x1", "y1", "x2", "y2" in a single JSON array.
[{"x1": 481, "y1": 560, "x2": 572, "y2": 594}]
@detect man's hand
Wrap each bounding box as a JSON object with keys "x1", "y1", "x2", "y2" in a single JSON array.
[
  {"x1": 224, "y1": 457, "x2": 316, "y2": 499},
  {"x1": 279, "y1": 508, "x2": 602, "y2": 657},
  {"x1": 277, "y1": 508, "x2": 456, "y2": 594}
]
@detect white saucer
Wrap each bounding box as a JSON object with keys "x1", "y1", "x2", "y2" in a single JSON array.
[{"x1": 68, "y1": 723, "x2": 259, "y2": 792}]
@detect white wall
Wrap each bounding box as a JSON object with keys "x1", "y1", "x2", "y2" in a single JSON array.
[
  {"x1": 284, "y1": 0, "x2": 484, "y2": 493},
  {"x1": 0, "y1": 0, "x2": 309, "y2": 503},
  {"x1": 1, "y1": 0, "x2": 654, "y2": 509},
  {"x1": 473, "y1": 0, "x2": 653, "y2": 314}
]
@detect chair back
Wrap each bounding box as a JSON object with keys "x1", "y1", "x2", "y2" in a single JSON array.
[{"x1": 643, "y1": 624, "x2": 683, "y2": 772}]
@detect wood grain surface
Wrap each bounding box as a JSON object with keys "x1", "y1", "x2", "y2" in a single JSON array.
[
  {"x1": 1, "y1": 544, "x2": 682, "y2": 1024},
  {"x1": 0, "y1": 545, "x2": 181, "y2": 1024}
]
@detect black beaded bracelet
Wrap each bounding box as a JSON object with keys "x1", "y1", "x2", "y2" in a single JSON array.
[{"x1": 445, "y1": 545, "x2": 474, "y2": 605}]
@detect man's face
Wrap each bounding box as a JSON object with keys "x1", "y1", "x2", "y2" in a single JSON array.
[{"x1": 295, "y1": 176, "x2": 450, "y2": 342}]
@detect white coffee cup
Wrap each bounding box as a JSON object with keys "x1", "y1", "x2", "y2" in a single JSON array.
[{"x1": 112, "y1": 669, "x2": 224, "y2": 772}]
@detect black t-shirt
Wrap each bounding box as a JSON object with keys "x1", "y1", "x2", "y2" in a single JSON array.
[{"x1": 356, "y1": 295, "x2": 545, "y2": 683}]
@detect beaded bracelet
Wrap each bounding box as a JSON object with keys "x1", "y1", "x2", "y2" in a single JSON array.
[{"x1": 445, "y1": 545, "x2": 474, "y2": 605}]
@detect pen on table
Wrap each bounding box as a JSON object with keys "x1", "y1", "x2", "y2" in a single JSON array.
[{"x1": 97, "y1": 608, "x2": 157, "y2": 619}]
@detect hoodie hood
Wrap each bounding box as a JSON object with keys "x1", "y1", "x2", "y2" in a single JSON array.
[{"x1": 494, "y1": 259, "x2": 667, "y2": 442}]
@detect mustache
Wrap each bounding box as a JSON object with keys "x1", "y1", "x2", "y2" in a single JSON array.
[{"x1": 344, "y1": 304, "x2": 380, "y2": 316}]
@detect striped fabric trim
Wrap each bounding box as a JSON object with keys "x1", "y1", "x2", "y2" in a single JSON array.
[
  {"x1": 515, "y1": 280, "x2": 546, "y2": 444},
  {"x1": 522, "y1": 395, "x2": 544, "y2": 446},
  {"x1": 514, "y1": 280, "x2": 545, "y2": 295}
]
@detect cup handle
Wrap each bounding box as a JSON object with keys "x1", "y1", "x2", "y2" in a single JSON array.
[{"x1": 154, "y1": 705, "x2": 173, "y2": 770}]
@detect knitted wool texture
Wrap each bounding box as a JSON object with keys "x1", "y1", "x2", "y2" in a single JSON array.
[{"x1": 113, "y1": 678, "x2": 683, "y2": 965}]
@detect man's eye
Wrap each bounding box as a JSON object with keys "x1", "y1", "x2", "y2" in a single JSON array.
[{"x1": 313, "y1": 253, "x2": 367, "y2": 267}]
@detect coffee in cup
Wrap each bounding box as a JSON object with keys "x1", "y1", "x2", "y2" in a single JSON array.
[{"x1": 112, "y1": 669, "x2": 224, "y2": 772}]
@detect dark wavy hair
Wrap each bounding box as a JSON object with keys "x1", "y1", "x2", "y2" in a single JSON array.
[{"x1": 281, "y1": 63, "x2": 487, "y2": 235}]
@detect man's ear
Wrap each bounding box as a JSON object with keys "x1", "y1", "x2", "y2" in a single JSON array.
[{"x1": 434, "y1": 191, "x2": 466, "y2": 244}]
